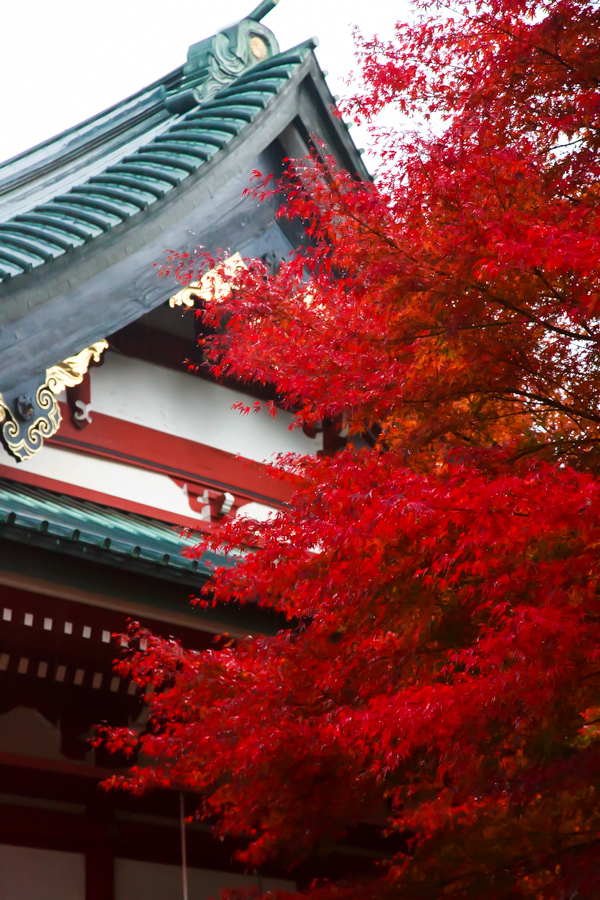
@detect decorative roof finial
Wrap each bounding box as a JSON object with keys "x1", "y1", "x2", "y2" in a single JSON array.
[
  {"x1": 164, "y1": 1, "x2": 281, "y2": 114},
  {"x1": 248, "y1": 0, "x2": 279, "y2": 21}
]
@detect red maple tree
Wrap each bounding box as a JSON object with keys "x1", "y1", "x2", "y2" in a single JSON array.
[{"x1": 99, "y1": 0, "x2": 600, "y2": 896}]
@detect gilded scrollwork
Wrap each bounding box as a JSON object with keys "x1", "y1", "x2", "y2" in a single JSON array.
[
  {"x1": 0, "y1": 340, "x2": 108, "y2": 463},
  {"x1": 0, "y1": 385, "x2": 62, "y2": 463},
  {"x1": 169, "y1": 253, "x2": 245, "y2": 308},
  {"x1": 45, "y1": 340, "x2": 109, "y2": 394}
]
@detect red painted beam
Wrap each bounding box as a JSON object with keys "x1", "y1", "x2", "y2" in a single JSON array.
[
  {"x1": 0, "y1": 751, "x2": 115, "y2": 782},
  {"x1": 48, "y1": 408, "x2": 296, "y2": 506}
]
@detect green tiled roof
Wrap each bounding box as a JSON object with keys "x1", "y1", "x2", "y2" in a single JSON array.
[
  {"x1": 0, "y1": 42, "x2": 313, "y2": 282},
  {"x1": 0, "y1": 478, "x2": 232, "y2": 578}
]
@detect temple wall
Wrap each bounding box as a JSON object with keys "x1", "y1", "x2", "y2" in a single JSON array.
[
  {"x1": 0, "y1": 845, "x2": 85, "y2": 900},
  {"x1": 0, "y1": 846, "x2": 295, "y2": 900},
  {"x1": 0, "y1": 446, "x2": 208, "y2": 522},
  {"x1": 0, "y1": 707, "x2": 70, "y2": 762},
  {"x1": 90, "y1": 352, "x2": 316, "y2": 463},
  {"x1": 115, "y1": 859, "x2": 295, "y2": 900}
]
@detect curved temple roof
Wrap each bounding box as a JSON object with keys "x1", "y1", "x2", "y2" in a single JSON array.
[
  {"x1": 0, "y1": 6, "x2": 317, "y2": 283},
  {"x1": 0, "y1": 3, "x2": 367, "y2": 397}
]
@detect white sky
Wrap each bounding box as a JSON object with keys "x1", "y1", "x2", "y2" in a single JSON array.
[{"x1": 0, "y1": 0, "x2": 410, "y2": 169}]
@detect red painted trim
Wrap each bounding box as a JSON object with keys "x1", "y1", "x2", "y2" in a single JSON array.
[
  {"x1": 0, "y1": 750, "x2": 114, "y2": 780},
  {"x1": 0, "y1": 464, "x2": 211, "y2": 531},
  {"x1": 49, "y1": 406, "x2": 295, "y2": 506}
]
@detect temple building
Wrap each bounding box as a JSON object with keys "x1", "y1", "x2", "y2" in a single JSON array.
[{"x1": 0, "y1": 3, "x2": 370, "y2": 898}]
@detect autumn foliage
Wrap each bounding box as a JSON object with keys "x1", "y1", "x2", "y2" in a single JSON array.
[{"x1": 99, "y1": 0, "x2": 600, "y2": 896}]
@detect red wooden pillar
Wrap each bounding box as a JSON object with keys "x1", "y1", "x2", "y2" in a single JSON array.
[
  {"x1": 86, "y1": 841, "x2": 114, "y2": 900},
  {"x1": 85, "y1": 794, "x2": 115, "y2": 900}
]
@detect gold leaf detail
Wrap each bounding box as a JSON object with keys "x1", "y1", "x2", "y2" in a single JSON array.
[
  {"x1": 0, "y1": 339, "x2": 108, "y2": 462},
  {"x1": 1, "y1": 384, "x2": 62, "y2": 463},
  {"x1": 45, "y1": 340, "x2": 109, "y2": 395},
  {"x1": 169, "y1": 253, "x2": 246, "y2": 308}
]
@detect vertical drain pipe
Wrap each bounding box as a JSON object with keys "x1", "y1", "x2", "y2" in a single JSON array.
[{"x1": 180, "y1": 792, "x2": 189, "y2": 900}]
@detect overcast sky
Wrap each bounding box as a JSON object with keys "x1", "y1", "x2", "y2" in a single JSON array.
[{"x1": 0, "y1": 0, "x2": 410, "y2": 168}]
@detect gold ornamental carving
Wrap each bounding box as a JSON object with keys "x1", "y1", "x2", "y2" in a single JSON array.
[
  {"x1": 46, "y1": 341, "x2": 109, "y2": 393},
  {"x1": 169, "y1": 253, "x2": 246, "y2": 308},
  {"x1": 0, "y1": 340, "x2": 108, "y2": 463}
]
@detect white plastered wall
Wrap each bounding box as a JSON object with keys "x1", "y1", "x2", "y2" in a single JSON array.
[
  {"x1": 115, "y1": 858, "x2": 295, "y2": 900},
  {"x1": 0, "y1": 445, "x2": 208, "y2": 521},
  {"x1": 91, "y1": 351, "x2": 317, "y2": 463},
  {"x1": 0, "y1": 845, "x2": 85, "y2": 900},
  {"x1": 0, "y1": 707, "x2": 67, "y2": 762}
]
